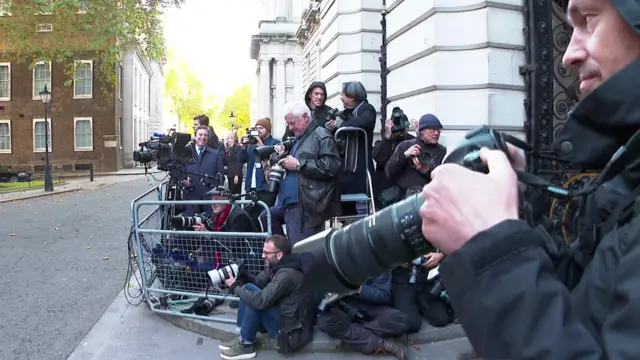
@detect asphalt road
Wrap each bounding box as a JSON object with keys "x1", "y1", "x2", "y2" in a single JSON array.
[{"x1": 0, "y1": 178, "x2": 157, "y2": 360}]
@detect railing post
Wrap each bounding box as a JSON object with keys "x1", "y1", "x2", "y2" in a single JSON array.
[{"x1": 90, "y1": 163, "x2": 94, "y2": 182}]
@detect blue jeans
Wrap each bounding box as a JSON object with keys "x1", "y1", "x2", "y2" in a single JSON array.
[{"x1": 237, "y1": 283, "x2": 280, "y2": 343}]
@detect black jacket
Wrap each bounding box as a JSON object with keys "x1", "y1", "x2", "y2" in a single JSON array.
[
  {"x1": 221, "y1": 205, "x2": 256, "y2": 233},
  {"x1": 295, "y1": 121, "x2": 342, "y2": 228},
  {"x1": 385, "y1": 138, "x2": 447, "y2": 192},
  {"x1": 305, "y1": 81, "x2": 333, "y2": 129},
  {"x1": 231, "y1": 254, "x2": 316, "y2": 353},
  {"x1": 440, "y1": 59, "x2": 640, "y2": 359},
  {"x1": 332, "y1": 100, "x2": 377, "y2": 195},
  {"x1": 222, "y1": 145, "x2": 247, "y2": 180},
  {"x1": 372, "y1": 132, "x2": 415, "y2": 196}
]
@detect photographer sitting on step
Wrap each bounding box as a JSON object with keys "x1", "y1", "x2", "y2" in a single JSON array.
[
  {"x1": 217, "y1": 235, "x2": 316, "y2": 360},
  {"x1": 316, "y1": 271, "x2": 409, "y2": 360}
]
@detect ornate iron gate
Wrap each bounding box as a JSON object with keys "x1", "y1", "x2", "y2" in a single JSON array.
[
  {"x1": 522, "y1": 0, "x2": 581, "y2": 182},
  {"x1": 522, "y1": 0, "x2": 595, "y2": 243}
]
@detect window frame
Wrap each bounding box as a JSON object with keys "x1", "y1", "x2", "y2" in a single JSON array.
[
  {"x1": 0, "y1": 0, "x2": 12, "y2": 16},
  {"x1": 77, "y1": 0, "x2": 88, "y2": 14},
  {"x1": 32, "y1": 61, "x2": 52, "y2": 100},
  {"x1": 73, "y1": 116, "x2": 93, "y2": 151},
  {"x1": 35, "y1": 23, "x2": 53, "y2": 32},
  {"x1": 0, "y1": 119, "x2": 11, "y2": 154},
  {"x1": 0, "y1": 62, "x2": 10, "y2": 101},
  {"x1": 73, "y1": 60, "x2": 93, "y2": 99},
  {"x1": 32, "y1": 118, "x2": 52, "y2": 153}
]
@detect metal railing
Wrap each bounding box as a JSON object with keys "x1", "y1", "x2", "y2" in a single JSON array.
[
  {"x1": 131, "y1": 191, "x2": 272, "y2": 323},
  {"x1": 0, "y1": 173, "x2": 65, "y2": 193}
]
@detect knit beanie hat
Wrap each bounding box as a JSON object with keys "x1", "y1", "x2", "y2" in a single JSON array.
[
  {"x1": 612, "y1": 0, "x2": 640, "y2": 33},
  {"x1": 255, "y1": 117, "x2": 272, "y2": 133},
  {"x1": 418, "y1": 114, "x2": 443, "y2": 132}
]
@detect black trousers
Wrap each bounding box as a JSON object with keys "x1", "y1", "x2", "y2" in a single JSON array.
[
  {"x1": 392, "y1": 270, "x2": 452, "y2": 332},
  {"x1": 316, "y1": 305, "x2": 407, "y2": 354}
]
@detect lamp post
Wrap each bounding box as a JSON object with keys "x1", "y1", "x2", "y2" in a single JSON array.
[
  {"x1": 229, "y1": 111, "x2": 237, "y2": 133},
  {"x1": 39, "y1": 85, "x2": 53, "y2": 192}
]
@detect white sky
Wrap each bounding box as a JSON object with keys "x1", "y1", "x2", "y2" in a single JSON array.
[{"x1": 162, "y1": 0, "x2": 264, "y2": 99}]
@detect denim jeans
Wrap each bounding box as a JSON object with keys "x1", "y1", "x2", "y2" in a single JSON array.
[{"x1": 237, "y1": 283, "x2": 280, "y2": 343}]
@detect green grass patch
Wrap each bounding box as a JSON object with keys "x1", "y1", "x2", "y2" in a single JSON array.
[{"x1": 0, "y1": 179, "x2": 65, "y2": 193}]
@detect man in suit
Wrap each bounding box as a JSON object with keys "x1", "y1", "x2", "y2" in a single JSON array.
[{"x1": 183, "y1": 125, "x2": 225, "y2": 216}]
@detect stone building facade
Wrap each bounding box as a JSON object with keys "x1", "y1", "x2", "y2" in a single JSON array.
[{"x1": 251, "y1": 0, "x2": 526, "y2": 146}]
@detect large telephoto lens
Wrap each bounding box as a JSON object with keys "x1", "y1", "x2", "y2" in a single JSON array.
[
  {"x1": 169, "y1": 215, "x2": 202, "y2": 228},
  {"x1": 293, "y1": 193, "x2": 432, "y2": 294}
]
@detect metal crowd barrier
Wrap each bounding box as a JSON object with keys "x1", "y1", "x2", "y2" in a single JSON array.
[{"x1": 131, "y1": 195, "x2": 272, "y2": 324}]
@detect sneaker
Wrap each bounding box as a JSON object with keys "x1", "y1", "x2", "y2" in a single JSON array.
[
  {"x1": 373, "y1": 339, "x2": 407, "y2": 360},
  {"x1": 219, "y1": 338, "x2": 240, "y2": 351},
  {"x1": 220, "y1": 340, "x2": 256, "y2": 360}
]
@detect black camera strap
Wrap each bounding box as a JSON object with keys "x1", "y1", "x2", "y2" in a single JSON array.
[{"x1": 502, "y1": 130, "x2": 640, "y2": 200}]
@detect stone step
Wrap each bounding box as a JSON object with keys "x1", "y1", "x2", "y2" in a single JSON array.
[{"x1": 158, "y1": 302, "x2": 466, "y2": 353}]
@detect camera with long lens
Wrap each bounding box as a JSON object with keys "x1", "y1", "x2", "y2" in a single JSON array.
[
  {"x1": 246, "y1": 127, "x2": 261, "y2": 145},
  {"x1": 390, "y1": 107, "x2": 410, "y2": 133},
  {"x1": 408, "y1": 257, "x2": 423, "y2": 284},
  {"x1": 252, "y1": 138, "x2": 296, "y2": 193},
  {"x1": 326, "y1": 108, "x2": 344, "y2": 121},
  {"x1": 208, "y1": 263, "x2": 239, "y2": 286},
  {"x1": 292, "y1": 125, "x2": 516, "y2": 294},
  {"x1": 427, "y1": 266, "x2": 449, "y2": 304},
  {"x1": 169, "y1": 212, "x2": 212, "y2": 229}
]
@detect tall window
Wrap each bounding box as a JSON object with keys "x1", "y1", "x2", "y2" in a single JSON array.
[
  {"x1": 33, "y1": 118, "x2": 52, "y2": 152},
  {"x1": 33, "y1": 61, "x2": 51, "y2": 100},
  {"x1": 74, "y1": 60, "x2": 93, "y2": 98},
  {"x1": 0, "y1": 0, "x2": 12, "y2": 16},
  {"x1": 117, "y1": 64, "x2": 123, "y2": 100},
  {"x1": 74, "y1": 117, "x2": 93, "y2": 151},
  {"x1": 0, "y1": 120, "x2": 11, "y2": 153},
  {"x1": 134, "y1": 68, "x2": 138, "y2": 107},
  {"x1": 0, "y1": 63, "x2": 10, "y2": 101}
]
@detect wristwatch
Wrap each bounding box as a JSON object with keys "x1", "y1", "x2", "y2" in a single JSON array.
[{"x1": 295, "y1": 163, "x2": 301, "y2": 172}]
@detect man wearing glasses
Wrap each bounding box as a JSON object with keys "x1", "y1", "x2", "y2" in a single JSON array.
[
  {"x1": 384, "y1": 113, "x2": 447, "y2": 196},
  {"x1": 218, "y1": 235, "x2": 316, "y2": 360}
]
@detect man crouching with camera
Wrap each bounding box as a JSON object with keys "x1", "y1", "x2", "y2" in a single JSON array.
[{"x1": 217, "y1": 234, "x2": 316, "y2": 359}]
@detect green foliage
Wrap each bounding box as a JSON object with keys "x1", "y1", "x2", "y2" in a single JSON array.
[
  {"x1": 0, "y1": 0, "x2": 184, "y2": 89},
  {"x1": 164, "y1": 50, "x2": 218, "y2": 132},
  {"x1": 218, "y1": 84, "x2": 251, "y2": 132}
]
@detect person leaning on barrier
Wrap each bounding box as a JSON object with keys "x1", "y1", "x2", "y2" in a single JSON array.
[
  {"x1": 325, "y1": 81, "x2": 377, "y2": 219},
  {"x1": 192, "y1": 185, "x2": 256, "y2": 234},
  {"x1": 417, "y1": 1, "x2": 640, "y2": 358},
  {"x1": 217, "y1": 234, "x2": 316, "y2": 360},
  {"x1": 259, "y1": 101, "x2": 342, "y2": 245}
]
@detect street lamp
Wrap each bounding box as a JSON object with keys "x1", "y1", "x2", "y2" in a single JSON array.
[
  {"x1": 39, "y1": 85, "x2": 53, "y2": 192},
  {"x1": 229, "y1": 111, "x2": 237, "y2": 133}
]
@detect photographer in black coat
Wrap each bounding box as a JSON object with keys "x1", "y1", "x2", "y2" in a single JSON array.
[
  {"x1": 373, "y1": 108, "x2": 414, "y2": 207},
  {"x1": 385, "y1": 114, "x2": 447, "y2": 195},
  {"x1": 326, "y1": 81, "x2": 377, "y2": 218},
  {"x1": 417, "y1": 1, "x2": 640, "y2": 358}
]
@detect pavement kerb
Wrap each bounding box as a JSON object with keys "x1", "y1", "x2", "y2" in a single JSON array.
[
  {"x1": 159, "y1": 307, "x2": 466, "y2": 353},
  {"x1": 0, "y1": 188, "x2": 83, "y2": 204}
]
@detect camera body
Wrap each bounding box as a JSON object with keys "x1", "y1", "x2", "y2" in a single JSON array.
[
  {"x1": 246, "y1": 127, "x2": 261, "y2": 145},
  {"x1": 255, "y1": 137, "x2": 296, "y2": 193},
  {"x1": 326, "y1": 108, "x2": 344, "y2": 121},
  {"x1": 169, "y1": 212, "x2": 213, "y2": 229},
  {"x1": 133, "y1": 132, "x2": 192, "y2": 171},
  {"x1": 390, "y1": 107, "x2": 410, "y2": 133}
]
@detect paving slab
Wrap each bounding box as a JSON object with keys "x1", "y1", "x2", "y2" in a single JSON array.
[{"x1": 157, "y1": 300, "x2": 466, "y2": 353}]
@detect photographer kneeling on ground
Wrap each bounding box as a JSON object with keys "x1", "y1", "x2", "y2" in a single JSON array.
[{"x1": 218, "y1": 234, "x2": 316, "y2": 360}]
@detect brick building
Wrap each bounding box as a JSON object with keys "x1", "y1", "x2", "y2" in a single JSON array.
[
  {"x1": 0, "y1": 0, "x2": 164, "y2": 173},
  {"x1": 0, "y1": 57, "x2": 125, "y2": 173}
]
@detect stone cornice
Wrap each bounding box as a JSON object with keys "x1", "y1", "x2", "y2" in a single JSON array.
[{"x1": 295, "y1": 0, "x2": 321, "y2": 45}]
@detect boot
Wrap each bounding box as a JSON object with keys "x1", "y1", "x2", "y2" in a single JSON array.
[{"x1": 374, "y1": 339, "x2": 407, "y2": 360}]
